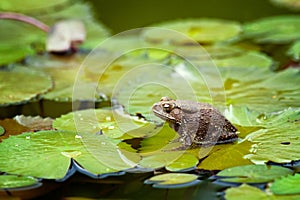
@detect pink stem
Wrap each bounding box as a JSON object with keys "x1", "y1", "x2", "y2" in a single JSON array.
[{"x1": 0, "y1": 12, "x2": 49, "y2": 32}]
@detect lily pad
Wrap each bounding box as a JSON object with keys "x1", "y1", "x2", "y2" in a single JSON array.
[
  {"x1": 0, "y1": 66, "x2": 52, "y2": 106},
  {"x1": 243, "y1": 15, "x2": 300, "y2": 44},
  {"x1": 144, "y1": 173, "x2": 200, "y2": 188},
  {"x1": 0, "y1": 130, "x2": 139, "y2": 179},
  {"x1": 197, "y1": 142, "x2": 253, "y2": 170},
  {"x1": 0, "y1": 0, "x2": 69, "y2": 11},
  {"x1": 225, "y1": 184, "x2": 271, "y2": 200},
  {"x1": 271, "y1": 174, "x2": 300, "y2": 195},
  {"x1": 143, "y1": 18, "x2": 241, "y2": 44},
  {"x1": 216, "y1": 164, "x2": 293, "y2": 183},
  {"x1": 176, "y1": 45, "x2": 273, "y2": 68},
  {"x1": 225, "y1": 184, "x2": 300, "y2": 200},
  {"x1": 53, "y1": 108, "x2": 149, "y2": 138},
  {"x1": 0, "y1": 175, "x2": 41, "y2": 190},
  {"x1": 245, "y1": 108, "x2": 300, "y2": 164}
]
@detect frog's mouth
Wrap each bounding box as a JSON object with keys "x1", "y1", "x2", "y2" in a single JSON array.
[{"x1": 152, "y1": 103, "x2": 176, "y2": 122}]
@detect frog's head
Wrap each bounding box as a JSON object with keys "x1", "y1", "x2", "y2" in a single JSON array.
[{"x1": 152, "y1": 97, "x2": 182, "y2": 124}]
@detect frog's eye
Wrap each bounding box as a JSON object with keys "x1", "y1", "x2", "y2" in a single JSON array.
[{"x1": 162, "y1": 103, "x2": 174, "y2": 113}]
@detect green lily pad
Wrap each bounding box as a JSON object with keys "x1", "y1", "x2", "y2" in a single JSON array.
[
  {"x1": 271, "y1": 174, "x2": 300, "y2": 195},
  {"x1": 165, "y1": 153, "x2": 199, "y2": 172},
  {"x1": 53, "y1": 108, "x2": 149, "y2": 138},
  {"x1": 245, "y1": 108, "x2": 300, "y2": 164},
  {"x1": 225, "y1": 184, "x2": 300, "y2": 200},
  {"x1": 225, "y1": 184, "x2": 271, "y2": 200},
  {"x1": 216, "y1": 164, "x2": 293, "y2": 183},
  {"x1": 144, "y1": 173, "x2": 200, "y2": 188},
  {"x1": 176, "y1": 45, "x2": 273, "y2": 68},
  {"x1": 0, "y1": 130, "x2": 138, "y2": 179},
  {"x1": 288, "y1": 40, "x2": 300, "y2": 61},
  {"x1": 0, "y1": 175, "x2": 41, "y2": 190},
  {"x1": 0, "y1": 66, "x2": 52, "y2": 106},
  {"x1": 197, "y1": 142, "x2": 253, "y2": 170},
  {"x1": 243, "y1": 15, "x2": 300, "y2": 44},
  {"x1": 0, "y1": 0, "x2": 69, "y2": 11},
  {"x1": 143, "y1": 18, "x2": 241, "y2": 44}
]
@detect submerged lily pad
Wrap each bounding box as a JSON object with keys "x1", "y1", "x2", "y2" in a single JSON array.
[
  {"x1": 144, "y1": 173, "x2": 200, "y2": 188},
  {"x1": 0, "y1": 67, "x2": 52, "y2": 106},
  {"x1": 271, "y1": 174, "x2": 300, "y2": 195},
  {"x1": 0, "y1": 175, "x2": 41, "y2": 190},
  {"x1": 216, "y1": 164, "x2": 293, "y2": 183},
  {"x1": 243, "y1": 15, "x2": 300, "y2": 44},
  {"x1": 0, "y1": 130, "x2": 138, "y2": 179},
  {"x1": 245, "y1": 108, "x2": 300, "y2": 164},
  {"x1": 143, "y1": 18, "x2": 241, "y2": 44}
]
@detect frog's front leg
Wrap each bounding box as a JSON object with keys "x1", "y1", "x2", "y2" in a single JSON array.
[{"x1": 171, "y1": 117, "x2": 193, "y2": 150}]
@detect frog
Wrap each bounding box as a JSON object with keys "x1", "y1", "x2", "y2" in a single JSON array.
[{"x1": 152, "y1": 97, "x2": 238, "y2": 149}]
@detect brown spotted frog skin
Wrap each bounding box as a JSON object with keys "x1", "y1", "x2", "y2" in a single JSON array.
[{"x1": 152, "y1": 97, "x2": 238, "y2": 149}]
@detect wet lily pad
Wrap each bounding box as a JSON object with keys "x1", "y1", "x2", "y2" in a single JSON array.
[
  {"x1": 216, "y1": 164, "x2": 293, "y2": 183},
  {"x1": 271, "y1": 174, "x2": 300, "y2": 195},
  {"x1": 245, "y1": 108, "x2": 300, "y2": 164},
  {"x1": 243, "y1": 15, "x2": 300, "y2": 44},
  {"x1": 144, "y1": 173, "x2": 200, "y2": 188},
  {"x1": 0, "y1": 67, "x2": 52, "y2": 106},
  {"x1": 143, "y1": 18, "x2": 241, "y2": 45},
  {"x1": 53, "y1": 108, "x2": 149, "y2": 138},
  {"x1": 0, "y1": 130, "x2": 139, "y2": 179},
  {"x1": 0, "y1": 175, "x2": 41, "y2": 190}
]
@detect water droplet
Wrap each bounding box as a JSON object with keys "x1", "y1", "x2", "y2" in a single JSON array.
[
  {"x1": 101, "y1": 142, "x2": 106, "y2": 145},
  {"x1": 26, "y1": 136, "x2": 30, "y2": 140},
  {"x1": 78, "y1": 113, "x2": 82, "y2": 117},
  {"x1": 106, "y1": 116, "x2": 111, "y2": 122},
  {"x1": 80, "y1": 117, "x2": 84, "y2": 121},
  {"x1": 108, "y1": 125, "x2": 115, "y2": 130},
  {"x1": 75, "y1": 135, "x2": 82, "y2": 139},
  {"x1": 93, "y1": 125, "x2": 97, "y2": 129}
]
